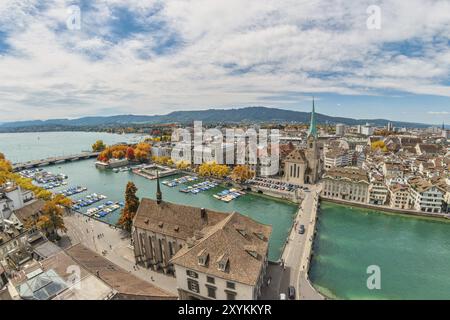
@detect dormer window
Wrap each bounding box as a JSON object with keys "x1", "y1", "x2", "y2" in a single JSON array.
[
  {"x1": 197, "y1": 249, "x2": 209, "y2": 267},
  {"x1": 158, "y1": 221, "x2": 163, "y2": 228},
  {"x1": 253, "y1": 232, "x2": 266, "y2": 241},
  {"x1": 217, "y1": 253, "x2": 229, "y2": 272},
  {"x1": 244, "y1": 245, "x2": 259, "y2": 259}
]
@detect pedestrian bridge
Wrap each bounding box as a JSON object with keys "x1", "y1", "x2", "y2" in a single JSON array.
[{"x1": 12, "y1": 152, "x2": 100, "y2": 171}]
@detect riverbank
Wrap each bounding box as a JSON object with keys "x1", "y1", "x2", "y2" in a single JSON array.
[
  {"x1": 321, "y1": 197, "x2": 450, "y2": 222},
  {"x1": 309, "y1": 201, "x2": 450, "y2": 300}
]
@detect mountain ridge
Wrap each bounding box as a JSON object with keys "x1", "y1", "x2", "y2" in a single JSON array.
[{"x1": 0, "y1": 106, "x2": 434, "y2": 132}]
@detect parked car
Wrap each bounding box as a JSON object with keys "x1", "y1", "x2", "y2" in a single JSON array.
[
  {"x1": 288, "y1": 286, "x2": 296, "y2": 299},
  {"x1": 279, "y1": 293, "x2": 287, "y2": 300},
  {"x1": 298, "y1": 224, "x2": 305, "y2": 234}
]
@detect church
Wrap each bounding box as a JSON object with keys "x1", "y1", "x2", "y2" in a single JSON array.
[{"x1": 283, "y1": 99, "x2": 322, "y2": 185}]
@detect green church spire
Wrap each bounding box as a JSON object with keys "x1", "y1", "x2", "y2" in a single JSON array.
[{"x1": 308, "y1": 97, "x2": 317, "y2": 138}]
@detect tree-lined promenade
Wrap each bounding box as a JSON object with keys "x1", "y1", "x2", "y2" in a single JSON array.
[{"x1": 0, "y1": 152, "x2": 72, "y2": 241}]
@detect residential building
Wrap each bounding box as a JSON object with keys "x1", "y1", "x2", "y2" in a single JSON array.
[
  {"x1": 408, "y1": 178, "x2": 444, "y2": 213},
  {"x1": 389, "y1": 183, "x2": 410, "y2": 210},
  {"x1": 321, "y1": 167, "x2": 370, "y2": 203}
]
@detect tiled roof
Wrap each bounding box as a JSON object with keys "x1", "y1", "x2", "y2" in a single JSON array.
[
  {"x1": 133, "y1": 198, "x2": 228, "y2": 240},
  {"x1": 284, "y1": 148, "x2": 307, "y2": 164},
  {"x1": 170, "y1": 212, "x2": 272, "y2": 286},
  {"x1": 14, "y1": 199, "x2": 45, "y2": 224}
]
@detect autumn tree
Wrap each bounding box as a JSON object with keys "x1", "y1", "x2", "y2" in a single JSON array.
[
  {"x1": 198, "y1": 162, "x2": 230, "y2": 178},
  {"x1": 118, "y1": 182, "x2": 140, "y2": 232},
  {"x1": 36, "y1": 200, "x2": 67, "y2": 241},
  {"x1": 92, "y1": 140, "x2": 106, "y2": 152},
  {"x1": 134, "y1": 142, "x2": 151, "y2": 162},
  {"x1": 231, "y1": 165, "x2": 255, "y2": 183},
  {"x1": 176, "y1": 160, "x2": 190, "y2": 170},
  {"x1": 371, "y1": 141, "x2": 388, "y2": 152},
  {"x1": 126, "y1": 147, "x2": 135, "y2": 160}
]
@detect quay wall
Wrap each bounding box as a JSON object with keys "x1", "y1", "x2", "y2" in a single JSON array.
[{"x1": 321, "y1": 197, "x2": 449, "y2": 220}]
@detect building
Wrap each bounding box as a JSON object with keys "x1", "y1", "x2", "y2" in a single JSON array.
[
  {"x1": 283, "y1": 99, "x2": 322, "y2": 184},
  {"x1": 95, "y1": 158, "x2": 129, "y2": 169},
  {"x1": 389, "y1": 183, "x2": 410, "y2": 210},
  {"x1": 361, "y1": 123, "x2": 374, "y2": 136},
  {"x1": 132, "y1": 175, "x2": 271, "y2": 300},
  {"x1": 335, "y1": 123, "x2": 345, "y2": 136},
  {"x1": 7, "y1": 243, "x2": 175, "y2": 300},
  {"x1": 321, "y1": 167, "x2": 370, "y2": 203},
  {"x1": 324, "y1": 149, "x2": 351, "y2": 170},
  {"x1": 368, "y1": 174, "x2": 389, "y2": 205},
  {"x1": 408, "y1": 178, "x2": 444, "y2": 213},
  {"x1": 171, "y1": 212, "x2": 271, "y2": 300}
]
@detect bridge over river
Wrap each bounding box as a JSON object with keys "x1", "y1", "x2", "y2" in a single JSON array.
[{"x1": 12, "y1": 152, "x2": 100, "y2": 171}]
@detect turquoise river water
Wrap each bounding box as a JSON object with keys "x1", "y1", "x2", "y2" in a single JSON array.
[
  {"x1": 0, "y1": 132, "x2": 297, "y2": 262},
  {"x1": 309, "y1": 202, "x2": 450, "y2": 299}
]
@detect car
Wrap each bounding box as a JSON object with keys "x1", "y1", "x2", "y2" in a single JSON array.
[
  {"x1": 288, "y1": 286, "x2": 296, "y2": 299},
  {"x1": 298, "y1": 225, "x2": 305, "y2": 234},
  {"x1": 279, "y1": 293, "x2": 287, "y2": 300}
]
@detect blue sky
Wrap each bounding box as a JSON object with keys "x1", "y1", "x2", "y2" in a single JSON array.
[{"x1": 0, "y1": 0, "x2": 449, "y2": 125}]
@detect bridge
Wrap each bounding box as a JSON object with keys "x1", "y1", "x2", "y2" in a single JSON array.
[{"x1": 12, "y1": 152, "x2": 100, "y2": 171}]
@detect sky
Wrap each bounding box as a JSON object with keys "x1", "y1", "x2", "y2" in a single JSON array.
[{"x1": 0, "y1": 0, "x2": 449, "y2": 125}]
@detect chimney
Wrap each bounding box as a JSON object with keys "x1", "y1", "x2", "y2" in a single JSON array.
[{"x1": 200, "y1": 208, "x2": 206, "y2": 220}]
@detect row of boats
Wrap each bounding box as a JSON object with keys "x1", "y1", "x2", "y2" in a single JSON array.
[
  {"x1": 213, "y1": 188, "x2": 246, "y2": 202},
  {"x1": 179, "y1": 180, "x2": 219, "y2": 194},
  {"x1": 85, "y1": 201, "x2": 125, "y2": 218},
  {"x1": 56, "y1": 186, "x2": 87, "y2": 196},
  {"x1": 71, "y1": 193, "x2": 108, "y2": 210},
  {"x1": 163, "y1": 175, "x2": 199, "y2": 187}
]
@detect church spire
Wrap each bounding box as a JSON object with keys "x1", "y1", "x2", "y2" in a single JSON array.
[
  {"x1": 307, "y1": 97, "x2": 317, "y2": 138},
  {"x1": 156, "y1": 170, "x2": 162, "y2": 204}
]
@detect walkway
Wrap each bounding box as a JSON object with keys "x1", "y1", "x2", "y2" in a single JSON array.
[{"x1": 60, "y1": 213, "x2": 178, "y2": 295}]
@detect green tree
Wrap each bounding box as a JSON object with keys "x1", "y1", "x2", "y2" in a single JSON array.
[
  {"x1": 92, "y1": 140, "x2": 106, "y2": 152},
  {"x1": 118, "y1": 182, "x2": 140, "y2": 232}
]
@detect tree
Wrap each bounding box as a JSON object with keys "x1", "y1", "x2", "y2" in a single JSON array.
[
  {"x1": 371, "y1": 141, "x2": 388, "y2": 152},
  {"x1": 231, "y1": 165, "x2": 255, "y2": 183},
  {"x1": 198, "y1": 162, "x2": 229, "y2": 178},
  {"x1": 36, "y1": 200, "x2": 67, "y2": 241},
  {"x1": 118, "y1": 182, "x2": 140, "y2": 232},
  {"x1": 126, "y1": 147, "x2": 135, "y2": 160},
  {"x1": 0, "y1": 152, "x2": 4, "y2": 160},
  {"x1": 176, "y1": 160, "x2": 190, "y2": 170},
  {"x1": 92, "y1": 140, "x2": 106, "y2": 152},
  {"x1": 135, "y1": 142, "x2": 151, "y2": 162}
]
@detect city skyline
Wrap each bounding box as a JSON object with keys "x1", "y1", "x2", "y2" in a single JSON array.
[{"x1": 0, "y1": 1, "x2": 449, "y2": 123}]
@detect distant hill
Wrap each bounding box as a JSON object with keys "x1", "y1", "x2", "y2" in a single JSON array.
[{"x1": 0, "y1": 106, "x2": 431, "y2": 132}]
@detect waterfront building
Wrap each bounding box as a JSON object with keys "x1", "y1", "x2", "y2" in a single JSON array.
[
  {"x1": 389, "y1": 183, "x2": 410, "y2": 210},
  {"x1": 283, "y1": 99, "x2": 322, "y2": 184},
  {"x1": 408, "y1": 177, "x2": 444, "y2": 213},
  {"x1": 321, "y1": 167, "x2": 370, "y2": 203},
  {"x1": 368, "y1": 174, "x2": 389, "y2": 205},
  {"x1": 171, "y1": 212, "x2": 271, "y2": 300}
]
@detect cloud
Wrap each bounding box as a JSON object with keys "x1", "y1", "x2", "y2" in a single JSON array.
[
  {"x1": 428, "y1": 111, "x2": 450, "y2": 115},
  {"x1": 0, "y1": 0, "x2": 449, "y2": 121}
]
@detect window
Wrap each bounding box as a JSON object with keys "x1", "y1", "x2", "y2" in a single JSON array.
[
  {"x1": 226, "y1": 291, "x2": 236, "y2": 300},
  {"x1": 206, "y1": 286, "x2": 216, "y2": 299},
  {"x1": 226, "y1": 281, "x2": 235, "y2": 290},
  {"x1": 187, "y1": 279, "x2": 199, "y2": 293},
  {"x1": 207, "y1": 276, "x2": 215, "y2": 284},
  {"x1": 186, "y1": 270, "x2": 198, "y2": 278}
]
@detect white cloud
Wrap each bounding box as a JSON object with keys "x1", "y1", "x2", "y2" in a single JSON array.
[{"x1": 0, "y1": 0, "x2": 449, "y2": 121}]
